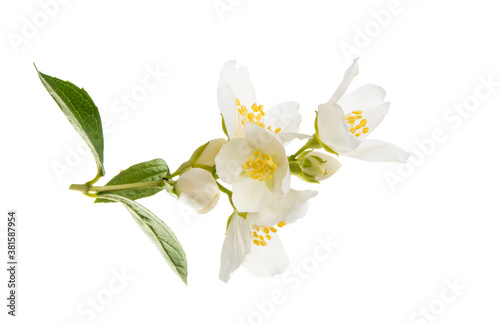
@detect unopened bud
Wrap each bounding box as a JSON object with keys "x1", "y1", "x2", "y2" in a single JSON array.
[
  {"x1": 175, "y1": 168, "x2": 220, "y2": 214},
  {"x1": 299, "y1": 152, "x2": 341, "y2": 181},
  {"x1": 191, "y1": 138, "x2": 227, "y2": 167}
]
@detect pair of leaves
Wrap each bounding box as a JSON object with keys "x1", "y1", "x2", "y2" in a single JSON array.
[
  {"x1": 36, "y1": 66, "x2": 187, "y2": 284},
  {"x1": 92, "y1": 163, "x2": 185, "y2": 284}
]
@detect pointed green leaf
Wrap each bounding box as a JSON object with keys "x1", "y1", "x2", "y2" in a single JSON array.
[
  {"x1": 99, "y1": 193, "x2": 188, "y2": 284},
  {"x1": 95, "y1": 159, "x2": 169, "y2": 203},
  {"x1": 221, "y1": 113, "x2": 229, "y2": 140},
  {"x1": 321, "y1": 142, "x2": 339, "y2": 156},
  {"x1": 35, "y1": 65, "x2": 105, "y2": 179}
]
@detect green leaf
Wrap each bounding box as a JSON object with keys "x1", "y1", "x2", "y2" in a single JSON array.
[
  {"x1": 225, "y1": 213, "x2": 234, "y2": 234},
  {"x1": 221, "y1": 113, "x2": 229, "y2": 140},
  {"x1": 314, "y1": 110, "x2": 319, "y2": 134},
  {"x1": 95, "y1": 159, "x2": 169, "y2": 203},
  {"x1": 321, "y1": 142, "x2": 339, "y2": 156},
  {"x1": 188, "y1": 141, "x2": 209, "y2": 164},
  {"x1": 35, "y1": 65, "x2": 105, "y2": 180},
  {"x1": 99, "y1": 193, "x2": 188, "y2": 284}
]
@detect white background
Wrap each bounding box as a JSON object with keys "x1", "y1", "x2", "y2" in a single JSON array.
[{"x1": 1, "y1": 0, "x2": 499, "y2": 323}]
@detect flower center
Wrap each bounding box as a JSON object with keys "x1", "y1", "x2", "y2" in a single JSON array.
[
  {"x1": 236, "y1": 98, "x2": 281, "y2": 134},
  {"x1": 242, "y1": 151, "x2": 277, "y2": 182},
  {"x1": 343, "y1": 110, "x2": 369, "y2": 138},
  {"x1": 251, "y1": 220, "x2": 287, "y2": 246}
]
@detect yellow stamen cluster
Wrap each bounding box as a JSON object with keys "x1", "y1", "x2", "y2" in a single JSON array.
[
  {"x1": 344, "y1": 110, "x2": 369, "y2": 138},
  {"x1": 242, "y1": 151, "x2": 277, "y2": 182},
  {"x1": 236, "y1": 98, "x2": 281, "y2": 134},
  {"x1": 251, "y1": 220, "x2": 287, "y2": 246}
]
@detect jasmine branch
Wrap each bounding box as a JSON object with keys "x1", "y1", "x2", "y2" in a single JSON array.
[{"x1": 69, "y1": 179, "x2": 166, "y2": 194}]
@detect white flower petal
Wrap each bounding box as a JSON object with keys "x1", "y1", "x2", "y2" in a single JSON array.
[
  {"x1": 245, "y1": 123, "x2": 290, "y2": 198},
  {"x1": 317, "y1": 102, "x2": 361, "y2": 153},
  {"x1": 338, "y1": 84, "x2": 390, "y2": 140},
  {"x1": 276, "y1": 167, "x2": 291, "y2": 199},
  {"x1": 358, "y1": 103, "x2": 390, "y2": 140},
  {"x1": 218, "y1": 60, "x2": 256, "y2": 108},
  {"x1": 232, "y1": 177, "x2": 274, "y2": 213},
  {"x1": 328, "y1": 58, "x2": 359, "y2": 104},
  {"x1": 277, "y1": 132, "x2": 312, "y2": 144},
  {"x1": 245, "y1": 123, "x2": 284, "y2": 157},
  {"x1": 219, "y1": 214, "x2": 251, "y2": 282},
  {"x1": 217, "y1": 85, "x2": 238, "y2": 139},
  {"x1": 215, "y1": 139, "x2": 252, "y2": 184},
  {"x1": 264, "y1": 102, "x2": 301, "y2": 134},
  {"x1": 246, "y1": 189, "x2": 318, "y2": 226},
  {"x1": 278, "y1": 189, "x2": 318, "y2": 224},
  {"x1": 343, "y1": 139, "x2": 411, "y2": 162},
  {"x1": 243, "y1": 233, "x2": 289, "y2": 278},
  {"x1": 340, "y1": 84, "x2": 387, "y2": 109}
]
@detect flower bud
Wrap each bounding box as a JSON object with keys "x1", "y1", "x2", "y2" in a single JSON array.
[
  {"x1": 175, "y1": 168, "x2": 220, "y2": 214},
  {"x1": 299, "y1": 152, "x2": 341, "y2": 181},
  {"x1": 190, "y1": 138, "x2": 227, "y2": 167}
]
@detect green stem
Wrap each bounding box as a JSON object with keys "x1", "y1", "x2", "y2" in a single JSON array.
[
  {"x1": 170, "y1": 161, "x2": 191, "y2": 178},
  {"x1": 217, "y1": 182, "x2": 232, "y2": 197},
  {"x1": 216, "y1": 182, "x2": 247, "y2": 218},
  {"x1": 217, "y1": 182, "x2": 234, "y2": 208},
  {"x1": 289, "y1": 135, "x2": 321, "y2": 160},
  {"x1": 84, "y1": 170, "x2": 104, "y2": 187},
  {"x1": 69, "y1": 179, "x2": 166, "y2": 193},
  {"x1": 191, "y1": 164, "x2": 214, "y2": 173}
]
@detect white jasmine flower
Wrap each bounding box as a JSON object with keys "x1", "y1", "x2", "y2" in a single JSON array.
[
  {"x1": 218, "y1": 60, "x2": 306, "y2": 143},
  {"x1": 219, "y1": 189, "x2": 318, "y2": 282},
  {"x1": 317, "y1": 59, "x2": 411, "y2": 162},
  {"x1": 215, "y1": 123, "x2": 290, "y2": 213}
]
